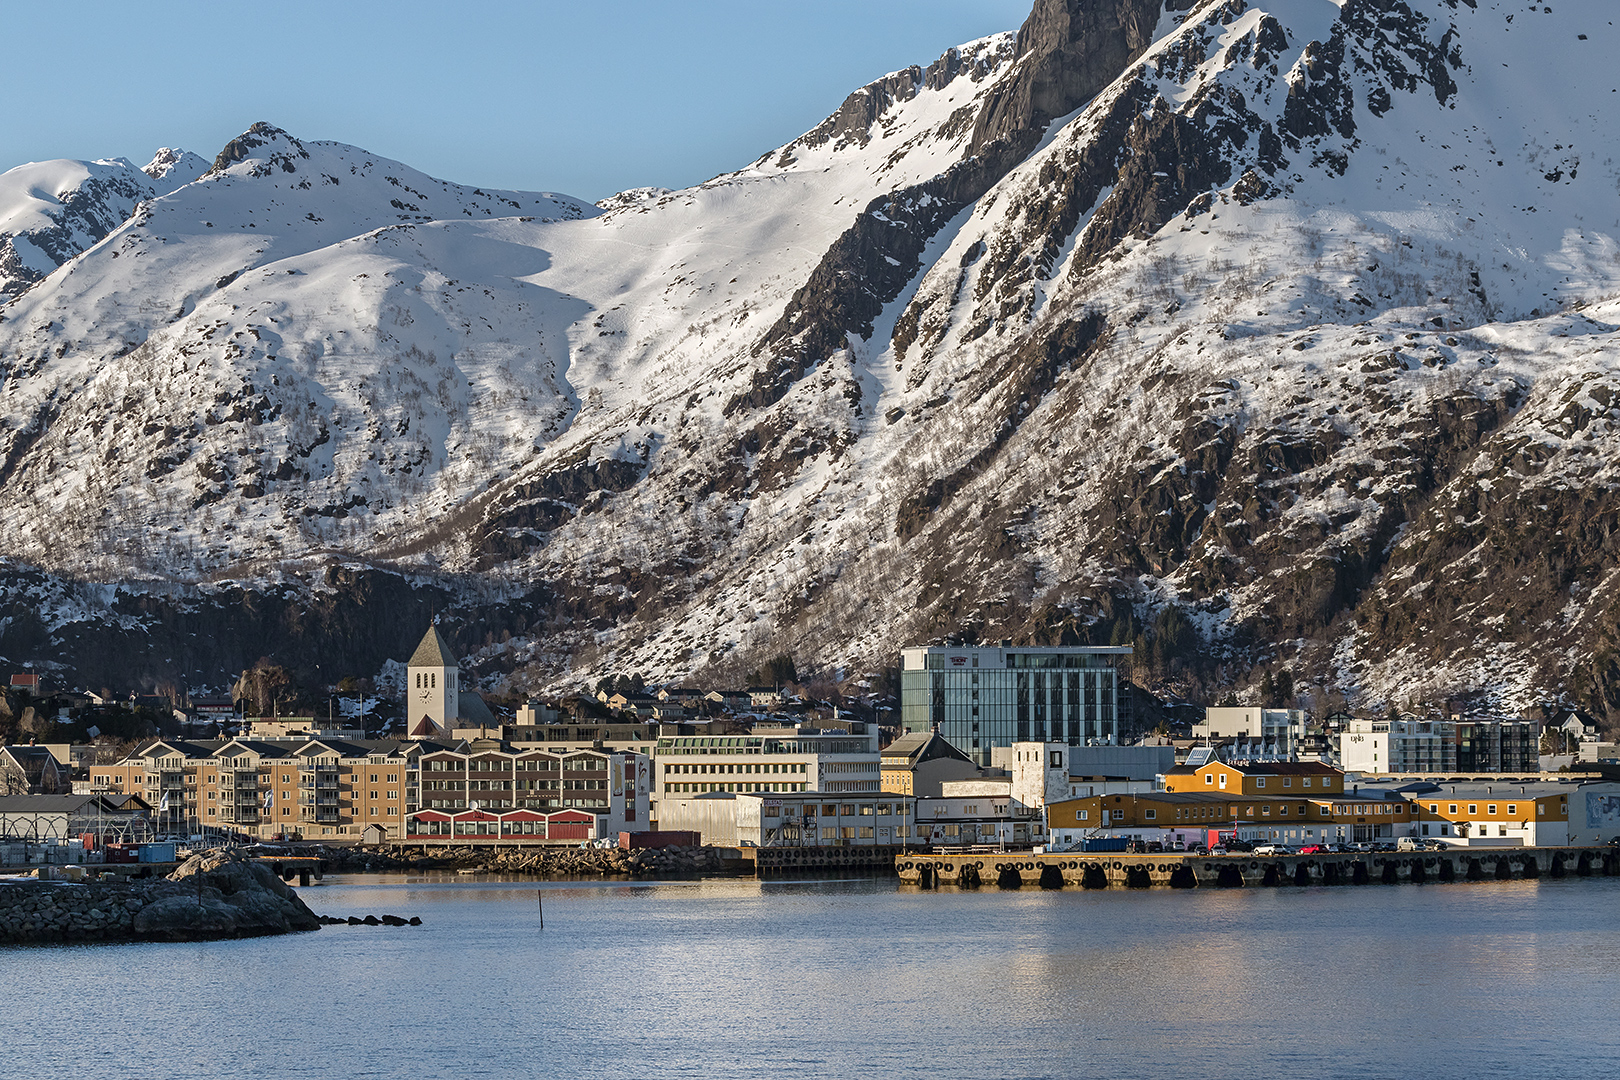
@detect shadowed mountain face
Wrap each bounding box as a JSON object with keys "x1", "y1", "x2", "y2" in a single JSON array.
[{"x1": 2, "y1": 0, "x2": 1619, "y2": 724}]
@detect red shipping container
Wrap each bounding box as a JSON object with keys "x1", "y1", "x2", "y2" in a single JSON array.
[{"x1": 618, "y1": 830, "x2": 700, "y2": 850}]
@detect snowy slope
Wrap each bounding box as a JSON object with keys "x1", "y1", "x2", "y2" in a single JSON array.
[
  {"x1": 3, "y1": 2, "x2": 1620, "y2": 722},
  {"x1": 0, "y1": 157, "x2": 159, "y2": 302}
]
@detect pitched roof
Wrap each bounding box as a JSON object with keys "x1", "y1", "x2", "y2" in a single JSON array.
[
  {"x1": 1169, "y1": 759, "x2": 1339, "y2": 777},
  {"x1": 410, "y1": 716, "x2": 440, "y2": 737},
  {"x1": 0, "y1": 794, "x2": 126, "y2": 813},
  {"x1": 881, "y1": 730, "x2": 974, "y2": 766},
  {"x1": 456, "y1": 692, "x2": 497, "y2": 728},
  {"x1": 409, "y1": 626, "x2": 457, "y2": 668}
]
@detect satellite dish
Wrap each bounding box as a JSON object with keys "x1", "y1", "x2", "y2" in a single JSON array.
[{"x1": 86, "y1": 726, "x2": 101, "y2": 738}]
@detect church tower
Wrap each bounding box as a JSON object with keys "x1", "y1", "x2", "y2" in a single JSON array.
[{"x1": 406, "y1": 626, "x2": 459, "y2": 740}]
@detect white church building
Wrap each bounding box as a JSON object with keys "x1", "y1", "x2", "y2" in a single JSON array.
[{"x1": 406, "y1": 626, "x2": 497, "y2": 739}]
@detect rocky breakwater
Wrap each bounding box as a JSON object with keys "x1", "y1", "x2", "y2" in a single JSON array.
[
  {"x1": 356, "y1": 844, "x2": 739, "y2": 878},
  {"x1": 0, "y1": 850, "x2": 320, "y2": 944}
]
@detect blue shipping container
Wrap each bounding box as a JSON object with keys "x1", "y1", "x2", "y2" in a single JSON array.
[
  {"x1": 138, "y1": 842, "x2": 176, "y2": 863},
  {"x1": 1082, "y1": 837, "x2": 1130, "y2": 853}
]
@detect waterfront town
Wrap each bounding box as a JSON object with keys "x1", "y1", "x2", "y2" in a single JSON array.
[{"x1": 3, "y1": 631, "x2": 1620, "y2": 873}]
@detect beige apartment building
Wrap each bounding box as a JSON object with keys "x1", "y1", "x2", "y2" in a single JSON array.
[{"x1": 91, "y1": 737, "x2": 417, "y2": 840}]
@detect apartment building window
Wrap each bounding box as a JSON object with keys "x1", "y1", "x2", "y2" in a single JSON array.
[
  {"x1": 1144, "y1": 809, "x2": 1157, "y2": 820},
  {"x1": 1302, "y1": 777, "x2": 1312, "y2": 788},
  {"x1": 1283, "y1": 778, "x2": 1292, "y2": 788},
  {"x1": 1205, "y1": 774, "x2": 1214, "y2": 785},
  {"x1": 1468, "y1": 805, "x2": 1478, "y2": 815},
  {"x1": 1449, "y1": 804, "x2": 1458, "y2": 814},
  {"x1": 1256, "y1": 778, "x2": 1266, "y2": 789},
  {"x1": 1506, "y1": 804, "x2": 1516, "y2": 815},
  {"x1": 1488, "y1": 804, "x2": 1497, "y2": 815}
]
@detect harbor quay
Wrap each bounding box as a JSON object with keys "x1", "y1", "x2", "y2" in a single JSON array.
[{"x1": 897, "y1": 846, "x2": 1620, "y2": 890}]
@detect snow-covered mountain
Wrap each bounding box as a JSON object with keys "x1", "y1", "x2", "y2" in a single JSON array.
[{"x1": 3, "y1": 0, "x2": 1620, "y2": 722}]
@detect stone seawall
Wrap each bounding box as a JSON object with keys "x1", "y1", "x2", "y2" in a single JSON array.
[
  {"x1": 323, "y1": 844, "x2": 743, "y2": 878},
  {"x1": 0, "y1": 850, "x2": 320, "y2": 944}
]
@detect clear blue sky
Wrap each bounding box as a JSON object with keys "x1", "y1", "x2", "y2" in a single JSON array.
[{"x1": 0, "y1": 0, "x2": 1031, "y2": 202}]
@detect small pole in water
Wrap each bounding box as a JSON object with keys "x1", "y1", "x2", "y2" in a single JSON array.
[{"x1": 537, "y1": 888, "x2": 543, "y2": 929}]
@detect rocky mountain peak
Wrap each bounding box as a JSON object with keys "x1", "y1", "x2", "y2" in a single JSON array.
[
  {"x1": 206, "y1": 122, "x2": 311, "y2": 178},
  {"x1": 970, "y1": 0, "x2": 1185, "y2": 154},
  {"x1": 141, "y1": 147, "x2": 210, "y2": 192}
]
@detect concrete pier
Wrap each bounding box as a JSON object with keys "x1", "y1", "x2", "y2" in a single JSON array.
[
  {"x1": 749, "y1": 845, "x2": 904, "y2": 879},
  {"x1": 896, "y1": 847, "x2": 1620, "y2": 889}
]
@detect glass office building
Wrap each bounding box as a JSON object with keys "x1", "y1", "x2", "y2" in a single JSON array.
[{"x1": 899, "y1": 645, "x2": 1133, "y2": 766}]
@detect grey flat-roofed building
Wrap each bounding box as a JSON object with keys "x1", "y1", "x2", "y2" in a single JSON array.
[{"x1": 900, "y1": 645, "x2": 1133, "y2": 766}]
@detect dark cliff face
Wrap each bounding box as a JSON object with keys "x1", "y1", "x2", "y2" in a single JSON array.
[
  {"x1": 971, "y1": 0, "x2": 1179, "y2": 153},
  {"x1": 750, "y1": 0, "x2": 1177, "y2": 414}
]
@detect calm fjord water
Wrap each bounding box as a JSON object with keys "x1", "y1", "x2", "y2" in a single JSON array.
[{"x1": 7, "y1": 874, "x2": 1620, "y2": 1080}]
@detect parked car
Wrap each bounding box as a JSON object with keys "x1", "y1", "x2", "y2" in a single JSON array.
[
  {"x1": 1396, "y1": 837, "x2": 1423, "y2": 852},
  {"x1": 1207, "y1": 846, "x2": 1228, "y2": 856},
  {"x1": 1225, "y1": 839, "x2": 1256, "y2": 853},
  {"x1": 1254, "y1": 843, "x2": 1293, "y2": 856},
  {"x1": 1372, "y1": 842, "x2": 1397, "y2": 852},
  {"x1": 1299, "y1": 844, "x2": 1328, "y2": 854}
]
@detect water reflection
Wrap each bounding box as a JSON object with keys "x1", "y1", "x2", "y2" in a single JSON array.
[{"x1": 4, "y1": 875, "x2": 1619, "y2": 1079}]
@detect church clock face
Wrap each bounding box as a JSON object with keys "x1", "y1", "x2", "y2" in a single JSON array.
[{"x1": 419, "y1": 688, "x2": 432, "y2": 701}]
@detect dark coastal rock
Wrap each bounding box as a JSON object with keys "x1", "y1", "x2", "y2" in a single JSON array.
[
  {"x1": 0, "y1": 849, "x2": 318, "y2": 944},
  {"x1": 132, "y1": 895, "x2": 245, "y2": 941}
]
